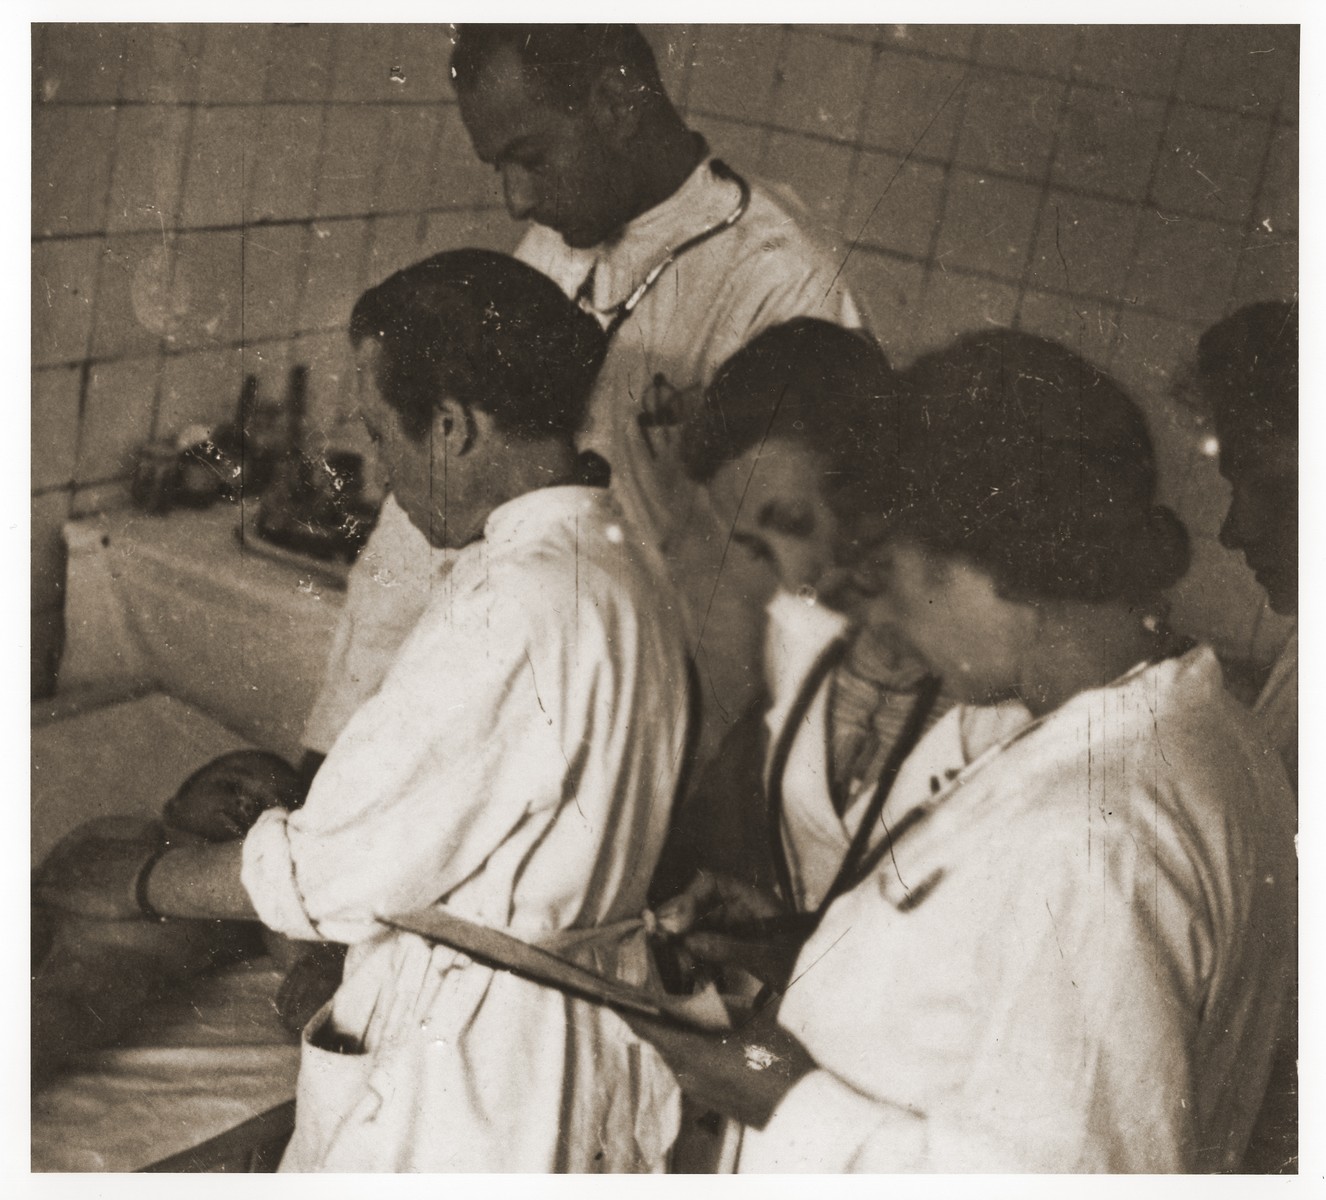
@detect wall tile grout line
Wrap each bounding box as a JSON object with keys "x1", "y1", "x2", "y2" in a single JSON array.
[
  {"x1": 290, "y1": 43, "x2": 362, "y2": 400},
  {"x1": 29, "y1": 24, "x2": 1300, "y2": 694},
  {"x1": 34, "y1": 244, "x2": 1232, "y2": 380},
  {"x1": 1010, "y1": 27, "x2": 1086, "y2": 331},
  {"x1": 30, "y1": 157, "x2": 1289, "y2": 250},
  {"x1": 686, "y1": 110, "x2": 1279, "y2": 245},
  {"x1": 833, "y1": 42, "x2": 885, "y2": 249},
  {"x1": 912, "y1": 31, "x2": 980, "y2": 332},
  {"x1": 30, "y1": 200, "x2": 509, "y2": 246},
  {"x1": 1100, "y1": 26, "x2": 1193, "y2": 369},
  {"x1": 35, "y1": 62, "x2": 1296, "y2": 123},
  {"x1": 38, "y1": 97, "x2": 464, "y2": 112},
  {"x1": 141, "y1": 27, "x2": 207, "y2": 445},
  {"x1": 62, "y1": 70, "x2": 130, "y2": 499}
]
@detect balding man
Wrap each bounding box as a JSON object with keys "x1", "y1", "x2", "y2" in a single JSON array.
[{"x1": 304, "y1": 24, "x2": 862, "y2": 768}]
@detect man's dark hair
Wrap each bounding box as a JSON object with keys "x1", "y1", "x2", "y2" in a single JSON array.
[
  {"x1": 1197, "y1": 300, "x2": 1298, "y2": 443},
  {"x1": 683, "y1": 318, "x2": 902, "y2": 524},
  {"x1": 450, "y1": 24, "x2": 666, "y2": 107},
  {"x1": 349, "y1": 249, "x2": 606, "y2": 445}
]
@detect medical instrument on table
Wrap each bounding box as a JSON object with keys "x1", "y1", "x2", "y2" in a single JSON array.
[
  {"x1": 130, "y1": 438, "x2": 181, "y2": 515},
  {"x1": 254, "y1": 365, "x2": 377, "y2": 563},
  {"x1": 210, "y1": 373, "x2": 282, "y2": 501}
]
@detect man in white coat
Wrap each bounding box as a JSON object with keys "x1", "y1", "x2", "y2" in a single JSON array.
[
  {"x1": 303, "y1": 24, "x2": 862, "y2": 769},
  {"x1": 36, "y1": 250, "x2": 693, "y2": 1172},
  {"x1": 1195, "y1": 299, "x2": 1299, "y2": 1172},
  {"x1": 1196, "y1": 300, "x2": 1298, "y2": 789}
]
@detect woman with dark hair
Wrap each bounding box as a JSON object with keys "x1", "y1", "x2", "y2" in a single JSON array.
[
  {"x1": 638, "y1": 331, "x2": 1297, "y2": 1172},
  {"x1": 663, "y1": 318, "x2": 954, "y2": 916}
]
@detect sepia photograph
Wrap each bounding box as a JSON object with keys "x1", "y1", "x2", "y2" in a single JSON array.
[{"x1": 29, "y1": 14, "x2": 1300, "y2": 1177}]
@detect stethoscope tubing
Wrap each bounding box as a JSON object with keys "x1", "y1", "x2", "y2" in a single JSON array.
[{"x1": 578, "y1": 159, "x2": 753, "y2": 342}]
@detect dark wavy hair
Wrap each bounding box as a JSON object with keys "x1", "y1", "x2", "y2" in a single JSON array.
[
  {"x1": 683, "y1": 318, "x2": 903, "y2": 526},
  {"x1": 349, "y1": 249, "x2": 606, "y2": 446},
  {"x1": 892, "y1": 330, "x2": 1190, "y2": 604},
  {"x1": 450, "y1": 24, "x2": 666, "y2": 107}
]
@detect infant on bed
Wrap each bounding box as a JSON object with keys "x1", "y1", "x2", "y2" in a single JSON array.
[{"x1": 32, "y1": 751, "x2": 316, "y2": 1083}]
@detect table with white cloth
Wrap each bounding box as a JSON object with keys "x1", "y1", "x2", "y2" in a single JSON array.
[{"x1": 59, "y1": 505, "x2": 346, "y2": 760}]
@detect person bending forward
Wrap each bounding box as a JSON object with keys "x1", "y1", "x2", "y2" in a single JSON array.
[{"x1": 37, "y1": 250, "x2": 692, "y2": 1172}]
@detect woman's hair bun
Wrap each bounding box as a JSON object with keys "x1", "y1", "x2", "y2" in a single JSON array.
[{"x1": 894, "y1": 330, "x2": 1191, "y2": 604}]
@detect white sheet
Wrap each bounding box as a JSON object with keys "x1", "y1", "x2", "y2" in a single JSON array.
[
  {"x1": 32, "y1": 691, "x2": 298, "y2": 1173},
  {"x1": 31, "y1": 957, "x2": 299, "y2": 1172}
]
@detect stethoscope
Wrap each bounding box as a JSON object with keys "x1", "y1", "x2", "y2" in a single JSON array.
[
  {"x1": 573, "y1": 158, "x2": 752, "y2": 341},
  {"x1": 763, "y1": 636, "x2": 943, "y2": 921},
  {"x1": 768, "y1": 645, "x2": 1186, "y2": 927}
]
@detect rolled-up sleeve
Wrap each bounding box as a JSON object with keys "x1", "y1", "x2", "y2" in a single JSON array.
[
  {"x1": 241, "y1": 569, "x2": 590, "y2": 946},
  {"x1": 241, "y1": 807, "x2": 322, "y2": 940}
]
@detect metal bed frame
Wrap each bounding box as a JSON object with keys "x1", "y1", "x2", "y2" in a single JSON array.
[{"x1": 140, "y1": 1100, "x2": 295, "y2": 1172}]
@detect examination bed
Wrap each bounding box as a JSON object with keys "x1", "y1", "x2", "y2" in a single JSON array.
[{"x1": 33, "y1": 509, "x2": 344, "y2": 1171}]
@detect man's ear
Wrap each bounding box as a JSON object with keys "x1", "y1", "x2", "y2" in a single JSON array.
[
  {"x1": 588, "y1": 65, "x2": 643, "y2": 143},
  {"x1": 354, "y1": 337, "x2": 382, "y2": 375},
  {"x1": 434, "y1": 397, "x2": 478, "y2": 456}
]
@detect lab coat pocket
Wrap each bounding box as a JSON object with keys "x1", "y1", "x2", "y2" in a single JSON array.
[{"x1": 283, "y1": 1000, "x2": 380, "y2": 1170}]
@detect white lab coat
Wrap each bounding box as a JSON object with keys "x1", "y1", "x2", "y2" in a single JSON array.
[
  {"x1": 741, "y1": 647, "x2": 1297, "y2": 1172},
  {"x1": 303, "y1": 156, "x2": 861, "y2": 756},
  {"x1": 762, "y1": 590, "x2": 1018, "y2": 912},
  {"x1": 242, "y1": 488, "x2": 691, "y2": 1171},
  {"x1": 517, "y1": 156, "x2": 862, "y2": 550},
  {"x1": 299, "y1": 517, "x2": 460, "y2": 760}
]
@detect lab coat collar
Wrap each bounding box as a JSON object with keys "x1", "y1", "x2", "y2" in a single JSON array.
[
  {"x1": 959, "y1": 645, "x2": 1226, "y2": 794},
  {"x1": 763, "y1": 588, "x2": 852, "y2": 739},
  {"x1": 1095, "y1": 643, "x2": 1224, "y2": 710},
  {"x1": 483, "y1": 485, "x2": 617, "y2": 551},
  {"x1": 585, "y1": 153, "x2": 744, "y2": 312}
]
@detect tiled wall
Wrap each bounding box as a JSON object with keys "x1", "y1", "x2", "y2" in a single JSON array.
[{"x1": 32, "y1": 23, "x2": 1298, "y2": 696}]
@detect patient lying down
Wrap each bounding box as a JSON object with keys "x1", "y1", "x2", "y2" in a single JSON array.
[{"x1": 32, "y1": 752, "x2": 305, "y2": 1084}]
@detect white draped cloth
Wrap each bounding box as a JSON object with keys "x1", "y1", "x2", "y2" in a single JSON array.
[
  {"x1": 242, "y1": 488, "x2": 692, "y2": 1171},
  {"x1": 302, "y1": 155, "x2": 861, "y2": 757},
  {"x1": 741, "y1": 647, "x2": 1297, "y2": 1172}
]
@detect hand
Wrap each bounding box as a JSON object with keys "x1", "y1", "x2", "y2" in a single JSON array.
[
  {"x1": 274, "y1": 942, "x2": 347, "y2": 1034},
  {"x1": 655, "y1": 870, "x2": 785, "y2": 938},
  {"x1": 623, "y1": 1005, "x2": 816, "y2": 1129},
  {"x1": 163, "y1": 750, "x2": 304, "y2": 841},
  {"x1": 654, "y1": 871, "x2": 805, "y2": 990},
  {"x1": 33, "y1": 816, "x2": 166, "y2": 920}
]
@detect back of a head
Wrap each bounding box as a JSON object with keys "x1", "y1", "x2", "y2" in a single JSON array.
[
  {"x1": 684, "y1": 318, "x2": 902, "y2": 519},
  {"x1": 1197, "y1": 300, "x2": 1298, "y2": 443},
  {"x1": 350, "y1": 248, "x2": 606, "y2": 444},
  {"x1": 896, "y1": 330, "x2": 1189, "y2": 604},
  {"x1": 451, "y1": 24, "x2": 666, "y2": 107}
]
